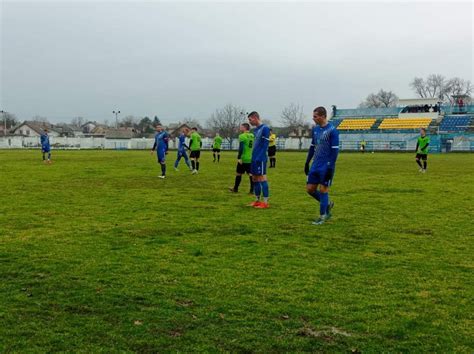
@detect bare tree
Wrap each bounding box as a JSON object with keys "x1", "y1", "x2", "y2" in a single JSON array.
[
  {"x1": 181, "y1": 117, "x2": 203, "y2": 130},
  {"x1": 280, "y1": 103, "x2": 308, "y2": 150},
  {"x1": 31, "y1": 115, "x2": 49, "y2": 124},
  {"x1": 206, "y1": 104, "x2": 246, "y2": 145},
  {"x1": 359, "y1": 89, "x2": 398, "y2": 108},
  {"x1": 119, "y1": 115, "x2": 139, "y2": 128},
  {"x1": 1, "y1": 112, "x2": 18, "y2": 133},
  {"x1": 410, "y1": 74, "x2": 472, "y2": 103},
  {"x1": 445, "y1": 77, "x2": 472, "y2": 103},
  {"x1": 71, "y1": 116, "x2": 85, "y2": 127},
  {"x1": 262, "y1": 118, "x2": 273, "y2": 127}
]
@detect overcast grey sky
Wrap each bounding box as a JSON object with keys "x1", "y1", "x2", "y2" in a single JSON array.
[{"x1": 1, "y1": 1, "x2": 473, "y2": 124}]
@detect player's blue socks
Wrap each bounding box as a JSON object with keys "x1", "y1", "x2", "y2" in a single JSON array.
[
  {"x1": 309, "y1": 190, "x2": 320, "y2": 201},
  {"x1": 320, "y1": 192, "x2": 328, "y2": 216},
  {"x1": 185, "y1": 159, "x2": 191, "y2": 169},
  {"x1": 254, "y1": 182, "x2": 262, "y2": 200},
  {"x1": 174, "y1": 160, "x2": 179, "y2": 168},
  {"x1": 261, "y1": 181, "x2": 269, "y2": 197}
]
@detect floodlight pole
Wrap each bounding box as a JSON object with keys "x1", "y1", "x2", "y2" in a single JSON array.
[{"x1": 113, "y1": 110, "x2": 121, "y2": 128}]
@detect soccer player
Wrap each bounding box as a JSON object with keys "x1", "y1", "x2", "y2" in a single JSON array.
[
  {"x1": 188, "y1": 127, "x2": 202, "y2": 174},
  {"x1": 174, "y1": 128, "x2": 192, "y2": 171},
  {"x1": 248, "y1": 111, "x2": 271, "y2": 209},
  {"x1": 415, "y1": 128, "x2": 430, "y2": 173},
  {"x1": 212, "y1": 133, "x2": 223, "y2": 162},
  {"x1": 229, "y1": 123, "x2": 254, "y2": 193},
  {"x1": 360, "y1": 139, "x2": 366, "y2": 153},
  {"x1": 305, "y1": 106, "x2": 339, "y2": 225},
  {"x1": 268, "y1": 129, "x2": 277, "y2": 168},
  {"x1": 40, "y1": 128, "x2": 52, "y2": 164},
  {"x1": 150, "y1": 124, "x2": 169, "y2": 179}
]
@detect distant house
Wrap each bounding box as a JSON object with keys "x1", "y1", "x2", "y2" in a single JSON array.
[
  {"x1": 81, "y1": 121, "x2": 98, "y2": 134},
  {"x1": 167, "y1": 123, "x2": 191, "y2": 138},
  {"x1": 288, "y1": 125, "x2": 311, "y2": 139},
  {"x1": 54, "y1": 124, "x2": 83, "y2": 137},
  {"x1": 11, "y1": 121, "x2": 60, "y2": 137},
  {"x1": 104, "y1": 127, "x2": 138, "y2": 139}
]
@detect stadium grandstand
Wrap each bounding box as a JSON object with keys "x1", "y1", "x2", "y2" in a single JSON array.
[{"x1": 330, "y1": 98, "x2": 474, "y2": 152}]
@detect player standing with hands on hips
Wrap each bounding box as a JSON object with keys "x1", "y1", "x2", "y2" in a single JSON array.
[
  {"x1": 305, "y1": 107, "x2": 339, "y2": 225},
  {"x1": 415, "y1": 128, "x2": 430, "y2": 173},
  {"x1": 151, "y1": 124, "x2": 169, "y2": 179}
]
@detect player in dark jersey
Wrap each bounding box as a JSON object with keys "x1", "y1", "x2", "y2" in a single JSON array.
[
  {"x1": 229, "y1": 123, "x2": 254, "y2": 193},
  {"x1": 188, "y1": 127, "x2": 202, "y2": 174},
  {"x1": 415, "y1": 128, "x2": 430, "y2": 173},
  {"x1": 248, "y1": 111, "x2": 271, "y2": 209},
  {"x1": 174, "y1": 129, "x2": 192, "y2": 171},
  {"x1": 150, "y1": 124, "x2": 169, "y2": 179},
  {"x1": 305, "y1": 107, "x2": 340, "y2": 225}
]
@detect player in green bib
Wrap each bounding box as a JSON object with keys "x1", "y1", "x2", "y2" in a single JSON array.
[
  {"x1": 229, "y1": 123, "x2": 255, "y2": 193},
  {"x1": 188, "y1": 127, "x2": 202, "y2": 174},
  {"x1": 415, "y1": 128, "x2": 430, "y2": 173},
  {"x1": 212, "y1": 133, "x2": 223, "y2": 162}
]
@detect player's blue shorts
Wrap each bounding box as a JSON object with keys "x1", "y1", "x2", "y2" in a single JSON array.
[
  {"x1": 307, "y1": 166, "x2": 335, "y2": 187},
  {"x1": 251, "y1": 160, "x2": 267, "y2": 176},
  {"x1": 42, "y1": 146, "x2": 50, "y2": 153},
  {"x1": 157, "y1": 149, "x2": 166, "y2": 163},
  {"x1": 177, "y1": 149, "x2": 188, "y2": 160}
]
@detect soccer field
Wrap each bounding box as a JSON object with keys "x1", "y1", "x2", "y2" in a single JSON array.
[{"x1": 1, "y1": 150, "x2": 473, "y2": 352}]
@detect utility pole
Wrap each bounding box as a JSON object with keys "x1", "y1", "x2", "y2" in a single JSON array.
[
  {"x1": 113, "y1": 110, "x2": 121, "y2": 128},
  {"x1": 0, "y1": 110, "x2": 5, "y2": 136}
]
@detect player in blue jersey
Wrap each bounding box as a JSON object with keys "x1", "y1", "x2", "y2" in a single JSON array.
[
  {"x1": 174, "y1": 128, "x2": 192, "y2": 171},
  {"x1": 40, "y1": 128, "x2": 52, "y2": 164},
  {"x1": 248, "y1": 111, "x2": 271, "y2": 209},
  {"x1": 305, "y1": 106, "x2": 340, "y2": 225},
  {"x1": 150, "y1": 124, "x2": 169, "y2": 179}
]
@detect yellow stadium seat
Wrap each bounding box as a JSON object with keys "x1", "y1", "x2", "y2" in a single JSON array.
[
  {"x1": 338, "y1": 118, "x2": 376, "y2": 130},
  {"x1": 378, "y1": 118, "x2": 432, "y2": 130}
]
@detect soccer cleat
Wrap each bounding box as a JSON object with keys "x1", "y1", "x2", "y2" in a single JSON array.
[
  {"x1": 248, "y1": 201, "x2": 261, "y2": 207},
  {"x1": 418, "y1": 168, "x2": 423, "y2": 172},
  {"x1": 422, "y1": 169, "x2": 426, "y2": 173},
  {"x1": 327, "y1": 201, "x2": 334, "y2": 217},
  {"x1": 174, "y1": 167, "x2": 179, "y2": 171},
  {"x1": 312, "y1": 214, "x2": 329, "y2": 225},
  {"x1": 191, "y1": 169, "x2": 198, "y2": 174},
  {"x1": 254, "y1": 202, "x2": 269, "y2": 209},
  {"x1": 158, "y1": 175, "x2": 166, "y2": 179},
  {"x1": 228, "y1": 187, "x2": 237, "y2": 193}
]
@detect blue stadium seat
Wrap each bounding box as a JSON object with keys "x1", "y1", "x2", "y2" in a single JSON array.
[{"x1": 439, "y1": 115, "x2": 472, "y2": 132}]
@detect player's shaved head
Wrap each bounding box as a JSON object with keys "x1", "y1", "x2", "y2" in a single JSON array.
[
  {"x1": 313, "y1": 106, "x2": 327, "y2": 117},
  {"x1": 248, "y1": 111, "x2": 259, "y2": 119},
  {"x1": 248, "y1": 111, "x2": 261, "y2": 127}
]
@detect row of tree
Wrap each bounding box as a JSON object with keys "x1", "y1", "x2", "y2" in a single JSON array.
[{"x1": 360, "y1": 74, "x2": 472, "y2": 108}]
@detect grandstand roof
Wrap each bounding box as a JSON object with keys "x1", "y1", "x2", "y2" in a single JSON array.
[{"x1": 399, "y1": 98, "x2": 439, "y2": 106}]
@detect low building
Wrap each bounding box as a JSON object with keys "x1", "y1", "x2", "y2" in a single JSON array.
[{"x1": 11, "y1": 121, "x2": 60, "y2": 137}]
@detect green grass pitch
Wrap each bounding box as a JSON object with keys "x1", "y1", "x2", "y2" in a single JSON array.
[{"x1": 0, "y1": 150, "x2": 473, "y2": 352}]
